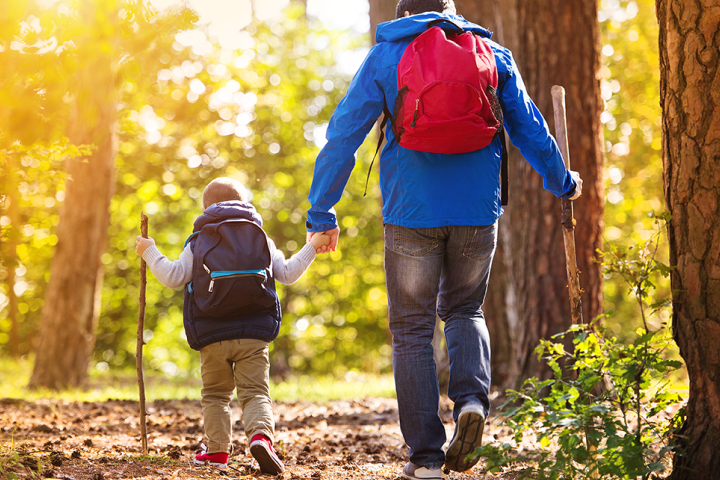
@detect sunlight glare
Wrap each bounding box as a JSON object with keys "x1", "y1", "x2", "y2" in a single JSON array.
[{"x1": 150, "y1": 0, "x2": 370, "y2": 38}]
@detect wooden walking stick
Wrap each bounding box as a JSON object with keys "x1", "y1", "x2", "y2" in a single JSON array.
[
  {"x1": 553, "y1": 87, "x2": 604, "y2": 479},
  {"x1": 551, "y1": 85, "x2": 584, "y2": 325},
  {"x1": 137, "y1": 212, "x2": 149, "y2": 455}
]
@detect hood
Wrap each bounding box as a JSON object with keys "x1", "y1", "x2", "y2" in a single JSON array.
[
  {"x1": 376, "y1": 12, "x2": 492, "y2": 44},
  {"x1": 194, "y1": 201, "x2": 263, "y2": 232}
]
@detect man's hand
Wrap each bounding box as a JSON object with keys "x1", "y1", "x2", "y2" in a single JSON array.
[
  {"x1": 135, "y1": 236, "x2": 155, "y2": 256},
  {"x1": 307, "y1": 227, "x2": 340, "y2": 254},
  {"x1": 569, "y1": 170, "x2": 583, "y2": 200}
]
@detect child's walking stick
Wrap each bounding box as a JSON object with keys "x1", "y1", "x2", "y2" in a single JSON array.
[
  {"x1": 137, "y1": 212, "x2": 149, "y2": 455},
  {"x1": 551, "y1": 85, "x2": 584, "y2": 325}
]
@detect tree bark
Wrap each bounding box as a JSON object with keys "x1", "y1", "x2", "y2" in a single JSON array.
[
  {"x1": 28, "y1": 0, "x2": 117, "y2": 390},
  {"x1": 455, "y1": 0, "x2": 604, "y2": 388},
  {"x1": 657, "y1": 1, "x2": 720, "y2": 478},
  {"x1": 369, "y1": 0, "x2": 397, "y2": 44}
]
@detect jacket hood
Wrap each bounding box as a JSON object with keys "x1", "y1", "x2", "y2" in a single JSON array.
[
  {"x1": 194, "y1": 201, "x2": 263, "y2": 232},
  {"x1": 375, "y1": 12, "x2": 492, "y2": 44}
]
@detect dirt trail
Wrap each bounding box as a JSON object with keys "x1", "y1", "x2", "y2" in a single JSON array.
[{"x1": 0, "y1": 397, "x2": 520, "y2": 479}]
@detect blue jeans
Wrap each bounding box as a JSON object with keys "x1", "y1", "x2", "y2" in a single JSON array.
[{"x1": 385, "y1": 223, "x2": 496, "y2": 469}]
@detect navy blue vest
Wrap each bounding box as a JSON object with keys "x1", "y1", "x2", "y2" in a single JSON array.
[{"x1": 182, "y1": 201, "x2": 281, "y2": 350}]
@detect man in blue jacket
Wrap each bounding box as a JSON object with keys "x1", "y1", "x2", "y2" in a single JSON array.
[{"x1": 306, "y1": 0, "x2": 583, "y2": 478}]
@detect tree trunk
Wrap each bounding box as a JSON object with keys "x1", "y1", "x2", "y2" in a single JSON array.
[
  {"x1": 657, "y1": 1, "x2": 720, "y2": 477},
  {"x1": 28, "y1": 1, "x2": 118, "y2": 390},
  {"x1": 456, "y1": 0, "x2": 604, "y2": 388},
  {"x1": 369, "y1": 0, "x2": 397, "y2": 44}
]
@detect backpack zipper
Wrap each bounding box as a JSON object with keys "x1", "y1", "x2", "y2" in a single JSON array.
[
  {"x1": 203, "y1": 264, "x2": 215, "y2": 292},
  {"x1": 411, "y1": 99, "x2": 420, "y2": 127},
  {"x1": 202, "y1": 264, "x2": 267, "y2": 293}
]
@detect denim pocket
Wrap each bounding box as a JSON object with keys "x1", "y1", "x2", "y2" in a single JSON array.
[
  {"x1": 463, "y1": 224, "x2": 497, "y2": 260},
  {"x1": 391, "y1": 224, "x2": 439, "y2": 257}
]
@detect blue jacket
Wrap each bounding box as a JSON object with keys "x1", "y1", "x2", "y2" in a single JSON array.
[
  {"x1": 183, "y1": 202, "x2": 281, "y2": 351},
  {"x1": 306, "y1": 12, "x2": 577, "y2": 232}
]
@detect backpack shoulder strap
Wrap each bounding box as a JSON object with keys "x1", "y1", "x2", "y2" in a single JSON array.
[
  {"x1": 184, "y1": 231, "x2": 200, "y2": 249},
  {"x1": 500, "y1": 132, "x2": 509, "y2": 206},
  {"x1": 425, "y1": 18, "x2": 465, "y2": 33},
  {"x1": 486, "y1": 82, "x2": 509, "y2": 207}
]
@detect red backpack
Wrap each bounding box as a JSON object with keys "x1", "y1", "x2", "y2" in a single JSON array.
[
  {"x1": 367, "y1": 19, "x2": 508, "y2": 204},
  {"x1": 391, "y1": 19, "x2": 502, "y2": 154}
]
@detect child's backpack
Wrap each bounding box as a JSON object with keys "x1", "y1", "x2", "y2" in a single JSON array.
[
  {"x1": 367, "y1": 19, "x2": 508, "y2": 205},
  {"x1": 185, "y1": 218, "x2": 276, "y2": 318}
]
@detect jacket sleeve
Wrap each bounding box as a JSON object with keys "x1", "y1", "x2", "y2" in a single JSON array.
[
  {"x1": 141, "y1": 244, "x2": 193, "y2": 289},
  {"x1": 495, "y1": 49, "x2": 577, "y2": 199},
  {"x1": 306, "y1": 45, "x2": 387, "y2": 233},
  {"x1": 268, "y1": 238, "x2": 317, "y2": 285}
]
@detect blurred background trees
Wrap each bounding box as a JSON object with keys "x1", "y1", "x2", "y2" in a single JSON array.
[{"x1": 0, "y1": 0, "x2": 672, "y2": 390}]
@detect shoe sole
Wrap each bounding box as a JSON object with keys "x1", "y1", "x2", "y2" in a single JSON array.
[
  {"x1": 250, "y1": 443, "x2": 285, "y2": 475},
  {"x1": 445, "y1": 408, "x2": 485, "y2": 472},
  {"x1": 193, "y1": 459, "x2": 227, "y2": 469},
  {"x1": 401, "y1": 472, "x2": 443, "y2": 480}
]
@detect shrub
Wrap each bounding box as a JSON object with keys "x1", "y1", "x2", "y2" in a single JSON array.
[{"x1": 472, "y1": 213, "x2": 685, "y2": 479}]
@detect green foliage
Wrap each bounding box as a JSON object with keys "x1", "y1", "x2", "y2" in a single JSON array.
[
  {"x1": 597, "y1": 211, "x2": 674, "y2": 333},
  {"x1": 0, "y1": 141, "x2": 93, "y2": 353},
  {"x1": 0, "y1": 0, "x2": 197, "y2": 357},
  {"x1": 0, "y1": 1, "x2": 72, "y2": 148},
  {"x1": 97, "y1": 2, "x2": 386, "y2": 379},
  {"x1": 599, "y1": 0, "x2": 669, "y2": 341},
  {"x1": 0, "y1": 440, "x2": 44, "y2": 480},
  {"x1": 471, "y1": 217, "x2": 684, "y2": 479},
  {"x1": 1, "y1": 0, "x2": 385, "y2": 377},
  {"x1": 0, "y1": 0, "x2": 675, "y2": 388},
  {"x1": 270, "y1": 373, "x2": 396, "y2": 403},
  {"x1": 0, "y1": 355, "x2": 395, "y2": 403}
]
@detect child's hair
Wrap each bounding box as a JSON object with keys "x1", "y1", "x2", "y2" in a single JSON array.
[{"x1": 202, "y1": 177, "x2": 251, "y2": 209}]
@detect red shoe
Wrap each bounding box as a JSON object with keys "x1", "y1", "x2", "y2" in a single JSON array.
[
  {"x1": 249, "y1": 435, "x2": 285, "y2": 475},
  {"x1": 194, "y1": 445, "x2": 228, "y2": 469}
]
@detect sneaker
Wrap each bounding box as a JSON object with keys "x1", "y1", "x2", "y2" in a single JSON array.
[
  {"x1": 194, "y1": 444, "x2": 228, "y2": 469},
  {"x1": 249, "y1": 434, "x2": 285, "y2": 475},
  {"x1": 445, "y1": 404, "x2": 485, "y2": 472},
  {"x1": 401, "y1": 462, "x2": 443, "y2": 480}
]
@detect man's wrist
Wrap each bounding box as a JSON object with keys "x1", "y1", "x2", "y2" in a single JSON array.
[
  {"x1": 306, "y1": 221, "x2": 338, "y2": 233},
  {"x1": 563, "y1": 184, "x2": 577, "y2": 200},
  {"x1": 306, "y1": 210, "x2": 338, "y2": 233}
]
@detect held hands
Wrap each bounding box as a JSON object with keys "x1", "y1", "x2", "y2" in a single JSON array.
[
  {"x1": 135, "y1": 236, "x2": 155, "y2": 256},
  {"x1": 569, "y1": 170, "x2": 583, "y2": 201},
  {"x1": 307, "y1": 226, "x2": 340, "y2": 255},
  {"x1": 308, "y1": 232, "x2": 331, "y2": 250}
]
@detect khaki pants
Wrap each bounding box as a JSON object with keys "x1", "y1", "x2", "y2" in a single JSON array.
[{"x1": 199, "y1": 339, "x2": 274, "y2": 454}]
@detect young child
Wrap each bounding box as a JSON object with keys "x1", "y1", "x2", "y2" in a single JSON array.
[{"x1": 135, "y1": 177, "x2": 329, "y2": 473}]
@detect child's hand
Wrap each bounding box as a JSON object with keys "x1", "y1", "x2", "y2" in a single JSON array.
[
  {"x1": 135, "y1": 236, "x2": 155, "y2": 256},
  {"x1": 309, "y1": 233, "x2": 331, "y2": 250}
]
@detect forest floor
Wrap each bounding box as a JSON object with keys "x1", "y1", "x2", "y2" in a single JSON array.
[{"x1": 0, "y1": 396, "x2": 529, "y2": 480}]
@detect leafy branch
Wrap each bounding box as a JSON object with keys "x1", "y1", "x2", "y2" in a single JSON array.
[{"x1": 470, "y1": 212, "x2": 684, "y2": 480}]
